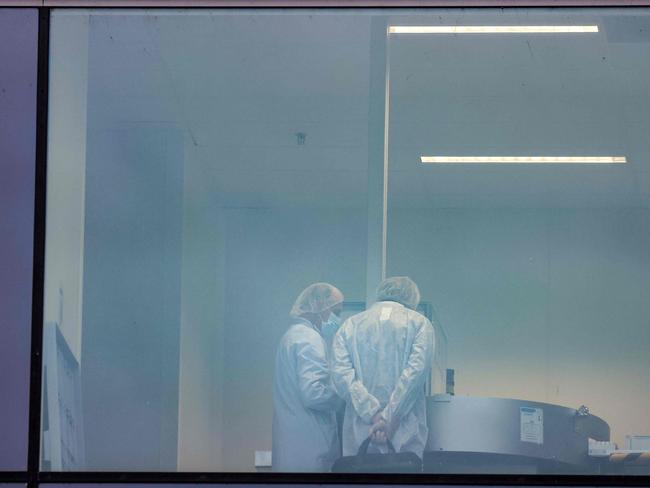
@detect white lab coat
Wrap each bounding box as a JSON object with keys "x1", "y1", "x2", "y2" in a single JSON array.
[
  {"x1": 272, "y1": 317, "x2": 341, "y2": 472},
  {"x1": 331, "y1": 301, "x2": 434, "y2": 459}
]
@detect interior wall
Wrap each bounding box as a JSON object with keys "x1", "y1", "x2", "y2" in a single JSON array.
[
  {"x1": 77, "y1": 14, "x2": 188, "y2": 470},
  {"x1": 44, "y1": 13, "x2": 89, "y2": 360},
  {"x1": 220, "y1": 207, "x2": 367, "y2": 471},
  {"x1": 81, "y1": 123, "x2": 184, "y2": 470},
  {"x1": 388, "y1": 207, "x2": 650, "y2": 447},
  {"x1": 177, "y1": 154, "x2": 226, "y2": 471}
]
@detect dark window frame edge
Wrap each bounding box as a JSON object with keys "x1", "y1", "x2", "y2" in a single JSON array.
[{"x1": 3, "y1": 1, "x2": 650, "y2": 8}]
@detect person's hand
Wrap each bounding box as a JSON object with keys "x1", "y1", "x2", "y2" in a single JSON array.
[
  {"x1": 369, "y1": 420, "x2": 387, "y2": 444},
  {"x1": 369, "y1": 413, "x2": 388, "y2": 444},
  {"x1": 370, "y1": 414, "x2": 400, "y2": 445}
]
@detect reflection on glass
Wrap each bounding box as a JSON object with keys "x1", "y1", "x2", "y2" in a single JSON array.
[
  {"x1": 43, "y1": 7, "x2": 650, "y2": 475},
  {"x1": 0, "y1": 7, "x2": 38, "y2": 472}
]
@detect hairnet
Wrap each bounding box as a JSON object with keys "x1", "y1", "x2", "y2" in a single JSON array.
[
  {"x1": 376, "y1": 276, "x2": 421, "y2": 310},
  {"x1": 290, "y1": 282, "x2": 343, "y2": 317}
]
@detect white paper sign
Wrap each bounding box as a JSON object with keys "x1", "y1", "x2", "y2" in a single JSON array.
[{"x1": 520, "y1": 407, "x2": 544, "y2": 445}]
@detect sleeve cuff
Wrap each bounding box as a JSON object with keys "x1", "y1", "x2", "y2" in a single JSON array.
[
  {"x1": 379, "y1": 408, "x2": 391, "y2": 426},
  {"x1": 360, "y1": 400, "x2": 382, "y2": 423}
]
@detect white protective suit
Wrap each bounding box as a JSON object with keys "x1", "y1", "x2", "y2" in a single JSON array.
[
  {"x1": 331, "y1": 301, "x2": 434, "y2": 458},
  {"x1": 272, "y1": 317, "x2": 341, "y2": 472}
]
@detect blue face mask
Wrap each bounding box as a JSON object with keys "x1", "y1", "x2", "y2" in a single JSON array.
[{"x1": 321, "y1": 311, "x2": 342, "y2": 340}]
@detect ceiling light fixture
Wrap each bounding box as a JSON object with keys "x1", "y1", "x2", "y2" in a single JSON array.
[
  {"x1": 389, "y1": 25, "x2": 599, "y2": 34},
  {"x1": 420, "y1": 156, "x2": 626, "y2": 164}
]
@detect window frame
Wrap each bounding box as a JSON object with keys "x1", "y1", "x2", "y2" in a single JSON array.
[{"x1": 4, "y1": 2, "x2": 649, "y2": 487}]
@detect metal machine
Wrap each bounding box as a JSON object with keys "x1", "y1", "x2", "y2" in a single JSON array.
[{"x1": 424, "y1": 394, "x2": 610, "y2": 474}]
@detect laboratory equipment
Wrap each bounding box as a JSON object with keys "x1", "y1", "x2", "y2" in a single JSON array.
[{"x1": 424, "y1": 395, "x2": 609, "y2": 473}]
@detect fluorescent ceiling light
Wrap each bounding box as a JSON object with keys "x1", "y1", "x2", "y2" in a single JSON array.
[
  {"x1": 389, "y1": 25, "x2": 599, "y2": 34},
  {"x1": 420, "y1": 156, "x2": 626, "y2": 164}
]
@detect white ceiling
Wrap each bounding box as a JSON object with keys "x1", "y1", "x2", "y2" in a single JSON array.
[{"x1": 80, "y1": 8, "x2": 650, "y2": 209}]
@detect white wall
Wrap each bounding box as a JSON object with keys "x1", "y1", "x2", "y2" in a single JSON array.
[
  {"x1": 80, "y1": 123, "x2": 184, "y2": 470},
  {"x1": 175, "y1": 205, "x2": 369, "y2": 471},
  {"x1": 388, "y1": 207, "x2": 650, "y2": 447},
  {"x1": 219, "y1": 207, "x2": 368, "y2": 470},
  {"x1": 177, "y1": 155, "x2": 226, "y2": 471},
  {"x1": 44, "y1": 13, "x2": 89, "y2": 360}
]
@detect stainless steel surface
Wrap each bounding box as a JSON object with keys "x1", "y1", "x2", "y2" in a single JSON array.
[{"x1": 426, "y1": 394, "x2": 609, "y2": 467}]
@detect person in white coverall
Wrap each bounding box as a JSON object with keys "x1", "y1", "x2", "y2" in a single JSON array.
[
  {"x1": 272, "y1": 282, "x2": 344, "y2": 472},
  {"x1": 331, "y1": 276, "x2": 434, "y2": 460}
]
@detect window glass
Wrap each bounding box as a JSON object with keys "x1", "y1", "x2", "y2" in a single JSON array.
[
  {"x1": 0, "y1": 7, "x2": 38, "y2": 471},
  {"x1": 45, "y1": 7, "x2": 650, "y2": 475},
  {"x1": 386, "y1": 7, "x2": 650, "y2": 476},
  {"x1": 45, "y1": 9, "x2": 371, "y2": 472}
]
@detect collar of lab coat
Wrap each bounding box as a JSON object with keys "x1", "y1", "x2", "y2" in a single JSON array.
[{"x1": 293, "y1": 315, "x2": 321, "y2": 334}]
